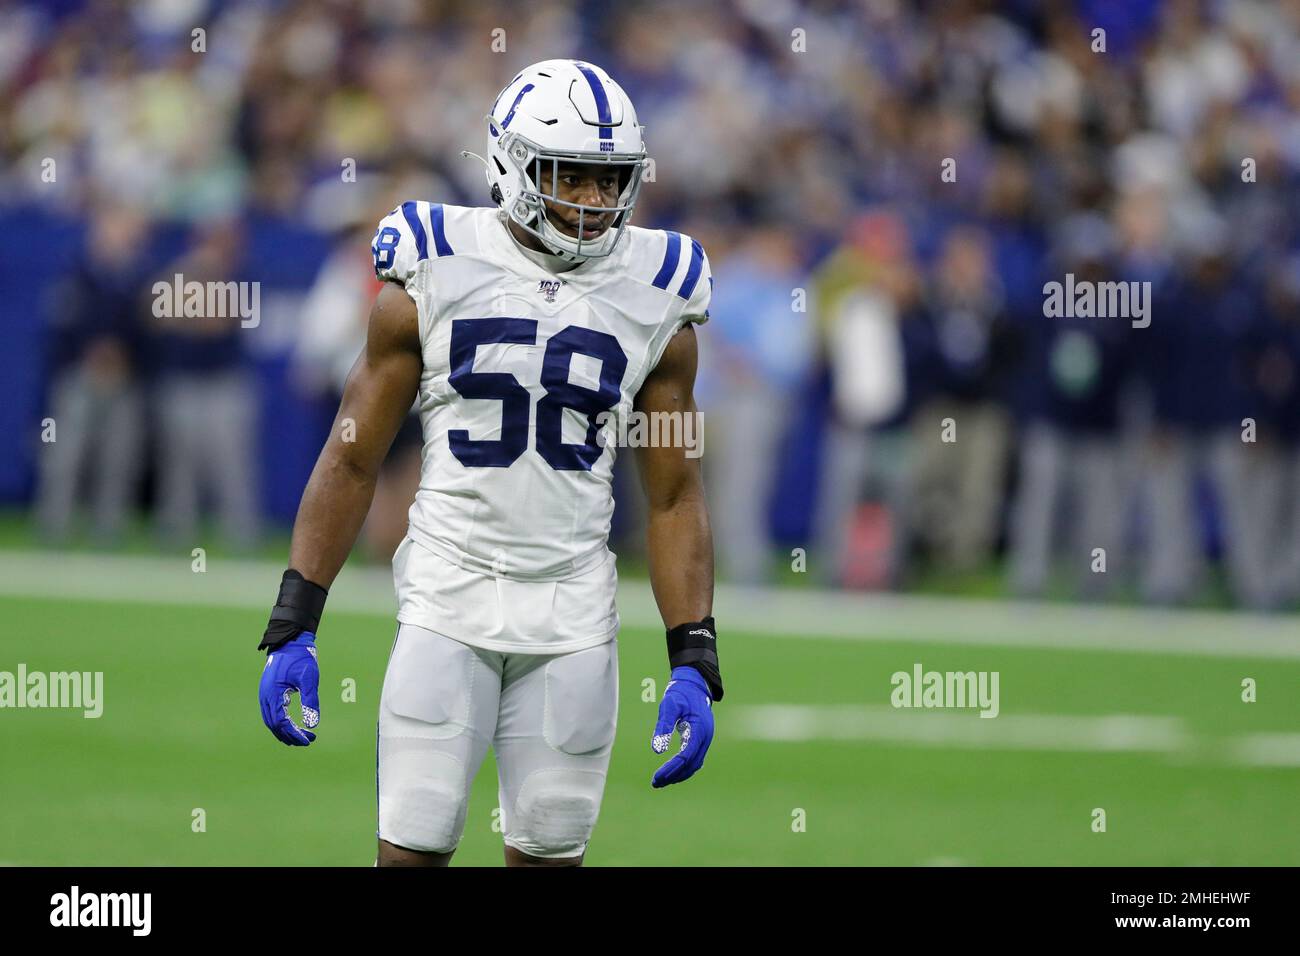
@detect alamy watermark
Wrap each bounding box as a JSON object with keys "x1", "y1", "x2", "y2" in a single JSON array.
[
  {"x1": 595, "y1": 409, "x2": 704, "y2": 458},
  {"x1": 1043, "y1": 273, "x2": 1150, "y2": 329},
  {"x1": 152, "y1": 273, "x2": 260, "y2": 328},
  {"x1": 0, "y1": 664, "x2": 103, "y2": 718},
  {"x1": 890, "y1": 662, "x2": 999, "y2": 718},
  {"x1": 50, "y1": 886, "x2": 150, "y2": 936}
]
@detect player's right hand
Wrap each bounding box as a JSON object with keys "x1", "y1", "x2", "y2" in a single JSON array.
[{"x1": 259, "y1": 632, "x2": 320, "y2": 746}]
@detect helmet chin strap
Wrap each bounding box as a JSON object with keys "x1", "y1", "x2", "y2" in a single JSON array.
[
  {"x1": 537, "y1": 216, "x2": 591, "y2": 262},
  {"x1": 501, "y1": 206, "x2": 586, "y2": 267},
  {"x1": 534, "y1": 197, "x2": 626, "y2": 262},
  {"x1": 515, "y1": 194, "x2": 602, "y2": 262}
]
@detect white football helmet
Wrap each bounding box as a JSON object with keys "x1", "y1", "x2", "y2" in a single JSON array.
[{"x1": 476, "y1": 59, "x2": 647, "y2": 262}]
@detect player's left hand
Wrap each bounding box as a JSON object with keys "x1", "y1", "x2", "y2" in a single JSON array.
[
  {"x1": 259, "y1": 632, "x2": 320, "y2": 746},
  {"x1": 651, "y1": 666, "x2": 713, "y2": 787}
]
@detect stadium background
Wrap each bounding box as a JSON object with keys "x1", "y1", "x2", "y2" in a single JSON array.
[{"x1": 1, "y1": 0, "x2": 1298, "y2": 866}]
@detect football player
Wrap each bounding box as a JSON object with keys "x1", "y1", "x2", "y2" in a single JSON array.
[{"x1": 257, "y1": 59, "x2": 723, "y2": 866}]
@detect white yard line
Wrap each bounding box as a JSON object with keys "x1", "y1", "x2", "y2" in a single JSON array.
[
  {"x1": 731, "y1": 705, "x2": 1191, "y2": 753},
  {"x1": 0, "y1": 549, "x2": 1298, "y2": 659},
  {"x1": 1230, "y1": 733, "x2": 1300, "y2": 767},
  {"x1": 730, "y1": 705, "x2": 1295, "y2": 767}
]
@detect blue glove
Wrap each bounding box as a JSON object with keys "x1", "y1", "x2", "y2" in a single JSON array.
[
  {"x1": 259, "y1": 632, "x2": 320, "y2": 746},
  {"x1": 651, "y1": 666, "x2": 714, "y2": 788}
]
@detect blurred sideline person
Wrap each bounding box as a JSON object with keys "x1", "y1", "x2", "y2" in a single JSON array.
[
  {"x1": 698, "y1": 227, "x2": 812, "y2": 584},
  {"x1": 1141, "y1": 226, "x2": 1278, "y2": 608},
  {"x1": 1007, "y1": 214, "x2": 1133, "y2": 599},
  {"x1": 811, "y1": 211, "x2": 915, "y2": 589},
  {"x1": 35, "y1": 203, "x2": 149, "y2": 545},
  {"x1": 256, "y1": 61, "x2": 724, "y2": 867},
  {"x1": 907, "y1": 225, "x2": 1017, "y2": 573},
  {"x1": 1262, "y1": 256, "x2": 1300, "y2": 605},
  {"x1": 149, "y1": 220, "x2": 261, "y2": 551}
]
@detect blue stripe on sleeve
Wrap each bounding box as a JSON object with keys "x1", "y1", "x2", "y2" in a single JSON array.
[
  {"x1": 676, "y1": 239, "x2": 704, "y2": 301},
  {"x1": 401, "y1": 201, "x2": 429, "y2": 261},
  {"x1": 651, "y1": 231, "x2": 682, "y2": 289},
  {"x1": 428, "y1": 203, "x2": 454, "y2": 257}
]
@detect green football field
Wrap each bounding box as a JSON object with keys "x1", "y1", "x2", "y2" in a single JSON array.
[{"x1": 3, "y1": 564, "x2": 1300, "y2": 867}]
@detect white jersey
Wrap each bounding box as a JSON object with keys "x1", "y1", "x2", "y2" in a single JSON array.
[{"x1": 371, "y1": 201, "x2": 710, "y2": 652}]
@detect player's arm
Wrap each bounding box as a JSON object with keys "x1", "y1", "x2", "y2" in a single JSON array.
[
  {"x1": 634, "y1": 323, "x2": 714, "y2": 632},
  {"x1": 285, "y1": 281, "x2": 422, "y2": 588},
  {"x1": 256, "y1": 281, "x2": 421, "y2": 747},
  {"x1": 634, "y1": 322, "x2": 723, "y2": 787}
]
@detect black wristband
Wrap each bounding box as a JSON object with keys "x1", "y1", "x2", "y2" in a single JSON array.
[
  {"x1": 258, "y1": 569, "x2": 329, "y2": 652},
  {"x1": 666, "y1": 617, "x2": 724, "y2": 702}
]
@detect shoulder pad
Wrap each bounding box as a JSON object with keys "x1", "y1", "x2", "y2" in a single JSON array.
[
  {"x1": 370, "y1": 201, "x2": 457, "y2": 285},
  {"x1": 647, "y1": 230, "x2": 711, "y2": 323}
]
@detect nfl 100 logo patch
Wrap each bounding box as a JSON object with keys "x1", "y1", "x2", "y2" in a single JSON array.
[{"x1": 537, "y1": 279, "x2": 562, "y2": 303}]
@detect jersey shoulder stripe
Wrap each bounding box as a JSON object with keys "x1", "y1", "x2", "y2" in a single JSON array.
[
  {"x1": 646, "y1": 230, "x2": 705, "y2": 300},
  {"x1": 429, "y1": 203, "x2": 454, "y2": 257},
  {"x1": 399, "y1": 201, "x2": 428, "y2": 260},
  {"x1": 650, "y1": 230, "x2": 683, "y2": 291},
  {"x1": 373, "y1": 201, "x2": 465, "y2": 287},
  {"x1": 399, "y1": 200, "x2": 455, "y2": 260},
  {"x1": 640, "y1": 228, "x2": 710, "y2": 316},
  {"x1": 677, "y1": 237, "x2": 704, "y2": 301}
]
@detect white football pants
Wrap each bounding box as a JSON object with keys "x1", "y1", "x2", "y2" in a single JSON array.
[{"x1": 376, "y1": 622, "x2": 619, "y2": 859}]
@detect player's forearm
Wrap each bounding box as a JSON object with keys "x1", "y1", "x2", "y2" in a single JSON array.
[
  {"x1": 645, "y1": 490, "x2": 714, "y2": 628},
  {"x1": 287, "y1": 448, "x2": 379, "y2": 589}
]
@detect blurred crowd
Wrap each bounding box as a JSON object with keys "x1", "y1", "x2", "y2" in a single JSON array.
[{"x1": 5, "y1": 0, "x2": 1300, "y2": 609}]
